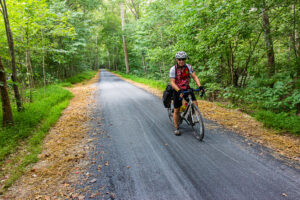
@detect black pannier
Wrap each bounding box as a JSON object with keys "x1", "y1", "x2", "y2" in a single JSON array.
[{"x1": 163, "y1": 84, "x2": 173, "y2": 108}]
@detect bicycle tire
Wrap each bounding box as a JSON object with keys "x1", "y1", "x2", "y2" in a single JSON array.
[
  {"x1": 168, "y1": 102, "x2": 174, "y2": 124},
  {"x1": 191, "y1": 104, "x2": 205, "y2": 141}
]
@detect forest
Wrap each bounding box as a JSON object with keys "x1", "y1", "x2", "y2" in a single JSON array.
[
  {"x1": 0, "y1": 0, "x2": 299, "y2": 195},
  {"x1": 99, "y1": 0, "x2": 300, "y2": 134},
  {"x1": 0, "y1": 0, "x2": 299, "y2": 146}
]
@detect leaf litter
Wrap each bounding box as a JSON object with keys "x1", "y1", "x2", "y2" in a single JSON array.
[
  {"x1": 1, "y1": 72, "x2": 100, "y2": 199},
  {"x1": 114, "y1": 73, "x2": 300, "y2": 163}
]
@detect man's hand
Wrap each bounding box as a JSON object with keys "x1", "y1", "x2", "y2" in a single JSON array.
[
  {"x1": 178, "y1": 90, "x2": 184, "y2": 98},
  {"x1": 199, "y1": 86, "x2": 205, "y2": 97}
]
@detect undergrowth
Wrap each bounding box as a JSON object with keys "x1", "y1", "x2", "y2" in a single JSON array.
[
  {"x1": 112, "y1": 71, "x2": 166, "y2": 91},
  {"x1": 0, "y1": 85, "x2": 73, "y2": 162},
  {"x1": 64, "y1": 71, "x2": 97, "y2": 84},
  {"x1": 0, "y1": 70, "x2": 97, "y2": 192},
  {"x1": 253, "y1": 110, "x2": 300, "y2": 135}
]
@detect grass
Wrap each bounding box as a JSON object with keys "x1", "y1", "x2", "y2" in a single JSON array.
[
  {"x1": 216, "y1": 102, "x2": 300, "y2": 135},
  {"x1": 55, "y1": 71, "x2": 97, "y2": 87},
  {"x1": 64, "y1": 71, "x2": 97, "y2": 84},
  {"x1": 253, "y1": 110, "x2": 300, "y2": 135},
  {"x1": 0, "y1": 70, "x2": 97, "y2": 192},
  {"x1": 112, "y1": 71, "x2": 167, "y2": 91},
  {"x1": 0, "y1": 85, "x2": 73, "y2": 162},
  {"x1": 2, "y1": 99, "x2": 71, "y2": 190}
]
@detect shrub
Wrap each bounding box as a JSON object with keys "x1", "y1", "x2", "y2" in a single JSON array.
[{"x1": 254, "y1": 110, "x2": 300, "y2": 135}]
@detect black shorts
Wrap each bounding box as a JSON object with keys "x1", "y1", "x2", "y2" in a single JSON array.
[{"x1": 173, "y1": 90, "x2": 196, "y2": 109}]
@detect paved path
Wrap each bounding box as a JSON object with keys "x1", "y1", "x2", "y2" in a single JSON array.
[{"x1": 81, "y1": 70, "x2": 300, "y2": 200}]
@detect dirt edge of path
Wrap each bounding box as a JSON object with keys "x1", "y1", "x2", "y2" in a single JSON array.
[
  {"x1": 112, "y1": 72, "x2": 300, "y2": 164},
  {"x1": 1, "y1": 72, "x2": 100, "y2": 200}
]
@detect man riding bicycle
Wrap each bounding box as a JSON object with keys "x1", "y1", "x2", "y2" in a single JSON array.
[{"x1": 169, "y1": 51, "x2": 205, "y2": 136}]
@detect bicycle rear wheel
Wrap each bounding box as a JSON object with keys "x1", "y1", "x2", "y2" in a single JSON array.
[{"x1": 191, "y1": 104, "x2": 205, "y2": 141}]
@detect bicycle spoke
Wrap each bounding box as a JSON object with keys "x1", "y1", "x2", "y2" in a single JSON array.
[{"x1": 191, "y1": 105, "x2": 205, "y2": 141}]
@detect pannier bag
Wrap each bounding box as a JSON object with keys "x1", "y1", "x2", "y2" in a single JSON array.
[{"x1": 163, "y1": 84, "x2": 173, "y2": 108}]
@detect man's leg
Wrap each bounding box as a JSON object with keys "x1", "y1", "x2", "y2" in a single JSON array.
[
  {"x1": 172, "y1": 90, "x2": 182, "y2": 135},
  {"x1": 173, "y1": 108, "x2": 180, "y2": 129},
  {"x1": 173, "y1": 107, "x2": 181, "y2": 135}
]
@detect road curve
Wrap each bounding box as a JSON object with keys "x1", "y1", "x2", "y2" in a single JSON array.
[{"x1": 80, "y1": 70, "x2": 300, "y2": 200}]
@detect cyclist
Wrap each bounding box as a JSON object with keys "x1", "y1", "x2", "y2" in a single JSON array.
[{"x1": 169, "y1": 51, "x2": 205, "y2": 135}]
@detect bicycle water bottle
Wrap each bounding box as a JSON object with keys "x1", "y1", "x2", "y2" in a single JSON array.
[{"x1": 180, "y1": 102, "x2": 188, "y2": 112}]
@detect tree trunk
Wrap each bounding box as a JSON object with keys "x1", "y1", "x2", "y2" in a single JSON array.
[
  {"x1": 128, "y1": 0, "x2": 140, "y2": 20},
  {"x1": 0, "y1": 57, "x2": 13, "y2": 126},
  {"x1": 296, "y1": 102, "x2": 300, "y2": 116},
  {"x1": 227, "y1": 42, "x2": 235, "y2": 86},
  {"x1": 0, "y1": 0, "x2": 22, "y2": 111},
  {"x1": 42, "y1": 53, "x2": 46, "y2": 92},
  {"x1": 142, "y1": 53, "x2": 147, "y2": 74},
  {"x1": 159, "y1": 63, "x2": 162, "y2": 77},
  {"x1": 292, "y1": 3, "x2": 299, "y2": 58},
  {"x1": 41, "y1": 29, "x2": 46, "y2": 92},
  {"x1": 26, "y1": 19, "x2": 34, "y2": 102},
  {"x1": 26, "y1": 50, "x2": 34, "y2": 102},
  {"x1": 121, "y1": 3, "x2": 130, "y2": 74},
  {"x1": 107, "y1": 51, "x2": 111, "y2": 69},
  {"x1": 262, "y1": 6, "x2": 275, "y2": 77},
  {"x1": 142, "y1": 53, "x2": 145, "y2": 67},
  {"x1": 95, "y1": 36, "x2": 98, "y2": 70}
]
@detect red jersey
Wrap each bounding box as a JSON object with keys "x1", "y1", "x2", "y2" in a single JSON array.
[{"x1": 175, "y1": 65, "x2": 190, "y2": 90}]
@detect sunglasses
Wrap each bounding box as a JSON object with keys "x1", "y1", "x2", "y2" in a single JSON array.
[{"x1": 177, "y1": 58, "x2": 186, "y2": 61}]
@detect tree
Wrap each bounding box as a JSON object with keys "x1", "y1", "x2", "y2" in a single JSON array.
[
  {"x1": 0, "y1": 57, "x2": 13, "y2": 126},
  {"x1": 0, "y1": 0, "x2": 22, "y2": 111},
  {"x1": 262, "y1": 1, "x2": 275, "y2": 77},
  {"x1": 121, "y1": 2, "x2": 130, "y2": 74}
]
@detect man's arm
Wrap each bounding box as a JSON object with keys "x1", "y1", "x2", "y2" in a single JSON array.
[
  {"x1": 191, "y1": 72, "x2": 201, "y2": 87},
  {"x1": 170, "y1": 78, "x2": 180, "y2": 92}
]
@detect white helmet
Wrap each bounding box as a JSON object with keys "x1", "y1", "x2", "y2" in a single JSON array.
[{"x1": 175, "y1": 51, "x2": 187, "y2": 59}]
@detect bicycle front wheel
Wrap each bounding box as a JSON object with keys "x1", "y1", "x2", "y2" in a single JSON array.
[
  {"x1": 167, "y1": 101, "x2": 174, "y2": 124},
  {"x1": 191, "y1": 104, "x2": 205, "y2": 141}
]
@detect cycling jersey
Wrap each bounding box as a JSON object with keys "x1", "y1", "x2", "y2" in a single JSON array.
[{"x1": 169, "y1": 64, "x2": 194, "y2": 90}]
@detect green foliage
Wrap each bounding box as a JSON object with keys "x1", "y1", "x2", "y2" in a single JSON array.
[
  {"x1": 0, "y1": 0, "x2": 101, "y2": 92},
  {"x1": 253, "y1": 110, "x2": 300, "y2": 135},
  {"x1": 0, "y1": 69, "x2": 97, "y2": 191},
  {"x1": 113, "y1": 71, "x2": 166, "y2": 91},
  {"x1": 2, "y1": 99, "x2": 70, "y2": 190},
  {"x1": 64, "y1": 71, "x2": 97, "y2": 84},
  {"x1": 0, "y1": 86, "x2": 73, "y2": 162}
]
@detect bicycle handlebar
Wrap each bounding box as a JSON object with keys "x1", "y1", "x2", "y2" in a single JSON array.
[
  {"x1": 179, "y1": 88, "x2": 204, "y2": 100},
  {"x1": 182, "y1": 88, "x2": 200, "y2": 94}
]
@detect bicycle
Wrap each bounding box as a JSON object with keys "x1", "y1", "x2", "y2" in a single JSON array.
[{"x1": 167, "y1": 88, "x2": 205, "y2": 141}]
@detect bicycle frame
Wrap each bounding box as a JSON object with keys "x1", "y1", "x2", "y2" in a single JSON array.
[
  {"x1": 167, "y1": 88, "x2": 205, "y2": 140},
  {"x1": 179, "y1": 89, "x2": 200, "y2": 126}
]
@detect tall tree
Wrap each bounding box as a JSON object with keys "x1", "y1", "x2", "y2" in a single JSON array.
[
  {"x1": 0, "y1": 0, "x2": 22, "y2": 111},
  {"x1": 262, "y1": 1, "x2": 275, "y2": 77},
  {"x1": 126, "y1": 0, "x2": 140, "y2": 20},
  {"x1": 121, "y1": 2, "x2": 130, "y2": 74},
  {"x1": 0, "y1": 57, "x2": 13, "y2": 126}
]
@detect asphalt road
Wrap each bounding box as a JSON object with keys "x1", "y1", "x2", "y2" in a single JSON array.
[{"x1": 80, "y1": 70, "x2": 300, "y2": 200}]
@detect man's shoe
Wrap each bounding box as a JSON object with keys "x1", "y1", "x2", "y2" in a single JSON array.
[{"x1": 174, "y1": 128, "x2": 181, "y2": 136}]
